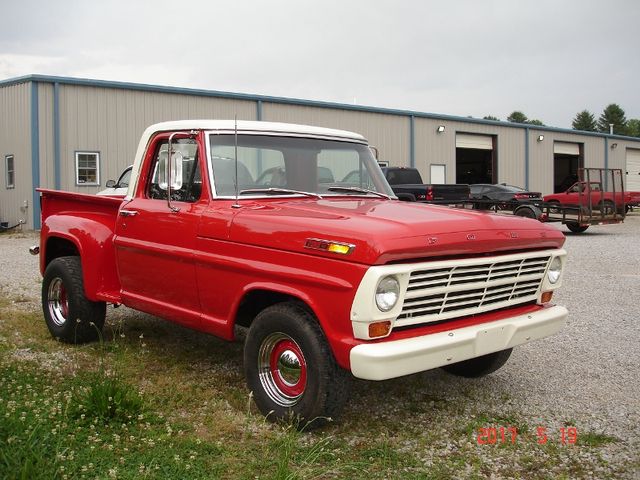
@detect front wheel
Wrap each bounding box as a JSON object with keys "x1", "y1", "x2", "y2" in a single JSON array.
[
  {"x1": 566, "y1": 222, "x2": 589, "y2": 233},
  {"x1": 244, "y1": 302, "x2": 351, "y2": 428},
  {"x1": 441, "y1": 348, "x2": 512, "y2": 378},
  {"x1": 42, "y1": 256, "x2": 106, "y2": 343}
]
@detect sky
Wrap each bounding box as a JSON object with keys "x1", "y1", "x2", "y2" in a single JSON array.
[{"x1": 1, "y1": 0, "x2": 638, "y2": 129}]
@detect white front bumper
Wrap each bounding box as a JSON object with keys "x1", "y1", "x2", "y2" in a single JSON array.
[{"x1": 349, "y1": 305, "x2": 568, "y2": 380}]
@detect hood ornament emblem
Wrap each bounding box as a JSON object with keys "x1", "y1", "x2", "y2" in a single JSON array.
[
  {"x1": 427, "y1": 237, "x2": 438, "y2": 245},
  {"x1": 510, "y1": 232, "x2": 518, "y2": 238},
  {"x1": 466, "y1": 234, "x2": 476, "y2": 241}
]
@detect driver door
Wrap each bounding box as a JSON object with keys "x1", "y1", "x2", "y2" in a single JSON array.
[{"x1": 114, "y1": 132, "x2": 207, "y2": 328}]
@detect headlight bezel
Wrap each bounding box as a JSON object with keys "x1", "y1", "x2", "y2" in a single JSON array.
[
  {"x1": 547, "y1": 256, "x2": 562, "y2": 284},
  {"x1": 375, "y1": 275, "x2": 400, "y2": 312}
]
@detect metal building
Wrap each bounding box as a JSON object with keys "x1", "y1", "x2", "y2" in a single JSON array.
[{"x1": 2, "y1": 74, "x2": 640, "y2": 229}]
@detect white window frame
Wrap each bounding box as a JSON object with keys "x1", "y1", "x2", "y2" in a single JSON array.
[
  {"x1": 75, "y1": 151, "x2": 100, "y2": 186},
  {"x1": 5, "y1": 155, "x2": 14, "y2": 189}
]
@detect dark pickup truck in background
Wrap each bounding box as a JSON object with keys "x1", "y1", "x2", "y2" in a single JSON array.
[{"x1": 381, "y1": 167, "x2": 469, "y2": 202}]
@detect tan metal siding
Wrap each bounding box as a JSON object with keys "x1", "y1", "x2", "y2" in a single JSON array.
[
  {"x1": 415, "y1": 118, "x2": 525, "y2": 185},
  {"x1": 0, "y1": 82, "x2": 32, "y2": 228},
  {"x1": 58, "y1": 85, "x2": 257, "y2": 193},
  {"x1": 262, "y1": 103, "x2": 410, "y2": 167}
]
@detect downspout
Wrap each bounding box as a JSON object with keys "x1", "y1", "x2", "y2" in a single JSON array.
[
  {"x1": 409, "y1": 115, "x2": 415, "y2": 168},
  {"x1": 524, "y1": 127, "x2": 530, "y2": 190},
  {"x1": 30, "y1": 82, "x2": 41, "y2": 229},
  {"x1": 53, "y1": 82, "x2": 61, "y2": 190}
]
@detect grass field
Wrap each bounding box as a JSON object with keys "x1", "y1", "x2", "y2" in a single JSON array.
[{"x1": 0, "y1": 295, "x2": 633, "y2": 479}]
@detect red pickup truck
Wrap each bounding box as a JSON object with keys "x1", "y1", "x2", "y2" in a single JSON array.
[
  {"x1": 34, "y1": 120, "x2": 568, "y2": 426},
  {"x1": 544, "y1": 181, "x2": 627, "y2": 214}
]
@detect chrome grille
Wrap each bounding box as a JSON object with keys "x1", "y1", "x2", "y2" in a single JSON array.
[{"x1": 396, "y1": 254, "x2": 550, "y2": 327}]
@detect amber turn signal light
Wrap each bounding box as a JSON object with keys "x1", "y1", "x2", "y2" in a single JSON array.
[
  {"x1": 369, "y1": 321, "x2": 392, "y2": 338},
  {"x1": 541, "y1": 291, "x2": 553, "y2": 304}
]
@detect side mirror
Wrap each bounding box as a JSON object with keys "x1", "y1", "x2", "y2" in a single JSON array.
[{"x1": 105, "y1": 180, "x2": 117, "y2": 188}]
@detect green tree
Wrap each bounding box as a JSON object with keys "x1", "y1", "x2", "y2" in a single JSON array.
[
  {"x1": 483, "y1": 115, "x2": 500, "y2": 121},
  {"x1": 528, "y1": 119, "x2": 545, "y2": 126},
  {"x1": 597, "y1": 104, "x2": 628, "y2": 135},
  {"x1": 507, "y1": 111, "x2": 528, "y2": 124},
  {"x1": 626, "y1": 119, "x2": 640, "y2": 137},
  {"x1": 572, "y1": 110, "x2": 597, "y2": 132}
]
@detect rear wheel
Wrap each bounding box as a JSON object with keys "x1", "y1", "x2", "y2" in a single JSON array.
[
  {"x1": 599, "y1": 200, "x2": 615, "y2": 215},
  {"x1": 441, "y1": 349, "x2": 513, "y2": 378},
  {"x1": 566, "y1": 222, "x2": 589, "y2": 233},
  {"x1": 514, "y1": 206, "x2": 538, "y2": 219},
  {"x1": 547, "y1": 199, "x2": 561, "y2": 214},
  {"x1": 42, "y1": 256, "x2": 106, "y2": 343},
  {"x1": 244, "y1": 302, "x2": 351, "y2": 428}
]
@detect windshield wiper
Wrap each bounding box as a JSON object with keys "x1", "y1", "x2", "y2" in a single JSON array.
[
  {"x1": 239, "y1": 188, "x2": 323, "y2": 199},
  {"x1": 327, "y1": 186, "x2": 391, "y2": 199}
]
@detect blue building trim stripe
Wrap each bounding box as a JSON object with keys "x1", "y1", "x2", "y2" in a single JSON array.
[
  {"x1": 53, "y1": 82, "x2": 61, "y2": 190},
  {"x1": 30, "y1": 82, "x2": 41, "y2": 229},
  {"x1": 524, "y1": 128, "x2": 530, "y2": 190},
  {"x1": 2, "y1": 74, "x2": 639, "y2": 143},
  {"x1": 409, "y1": 115, "x2": 415, "y2": 168},
  {"x1": 604, "y1": 137, "x2": 609, "y2": 171}
]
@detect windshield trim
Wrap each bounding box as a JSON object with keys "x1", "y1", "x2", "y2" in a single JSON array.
[{"x1": 205, "y1": 131, "x2": 388, "y2": 200}]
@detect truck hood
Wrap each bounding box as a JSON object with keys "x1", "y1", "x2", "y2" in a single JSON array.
[{"x1": 228, "y1": 198, "x2": 565, "y2": 265}]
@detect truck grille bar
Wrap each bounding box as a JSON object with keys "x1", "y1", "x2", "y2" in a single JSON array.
[{"x1": 395, "y1": 254, "x2": 551, "y2": 327}]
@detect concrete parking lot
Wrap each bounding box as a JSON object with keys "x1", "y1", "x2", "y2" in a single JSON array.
[{"x1": 0, "y1": 213, "x2": 638, "y2": 478}]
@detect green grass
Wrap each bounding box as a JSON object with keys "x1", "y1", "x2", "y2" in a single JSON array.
[
  {"x1": 578, "y1": 431, "x2": 618, "y2": 447},
  {"x1": 0, "y1": 298, "x2": 636, "y2": 479}
]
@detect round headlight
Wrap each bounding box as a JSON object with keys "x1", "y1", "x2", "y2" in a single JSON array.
[
  {"x1": 547, "y1": 257, "x2": 562, "y2": 284},
  {"x1": 375, "y1": 276, "x2": 400, "y2": 312}
]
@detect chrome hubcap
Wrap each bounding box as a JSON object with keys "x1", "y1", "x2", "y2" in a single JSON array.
[
  {"x1": 47, "y1": 277, "x2": 69, "y2": 326},
  {"x1": 258, "y1": 333, "x2": 307, "y2": 407}
]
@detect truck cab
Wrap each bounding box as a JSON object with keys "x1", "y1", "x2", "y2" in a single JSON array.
[{"x1": 36, "y1": 120, "x2": 568, "y2": 426}]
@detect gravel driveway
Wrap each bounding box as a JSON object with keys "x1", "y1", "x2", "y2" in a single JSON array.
[{"x1": 1, "y1": 213, "x2": 639, "y2": 476}]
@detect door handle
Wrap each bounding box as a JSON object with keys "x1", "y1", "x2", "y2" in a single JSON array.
[{"x1": 119, "y1": 209, "x2": 139, "y2": 217}]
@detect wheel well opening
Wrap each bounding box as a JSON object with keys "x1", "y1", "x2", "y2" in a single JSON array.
[
  {"x1": 45, "y1": 237, "x2": 79, "y2": 267},
  {"x1": 234, "y1": 290, "x2": 312, "y2": 329}
]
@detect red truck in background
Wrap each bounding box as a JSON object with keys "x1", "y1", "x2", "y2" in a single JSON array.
[{"x1": 33, "y1": 120, "x2": 568, "y2": 426}]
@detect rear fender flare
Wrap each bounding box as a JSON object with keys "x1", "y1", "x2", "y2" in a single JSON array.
[{"x1": 42, "y1": 214, "x2": 120, "y2": 301}]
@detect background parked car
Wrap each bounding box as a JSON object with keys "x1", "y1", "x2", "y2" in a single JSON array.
[
  {"x1": 470, "y1": 183, "x2": 542, "y2": 203},
  {"x1": 97, "y1": 165, "x2": 132, "y2": 196}
]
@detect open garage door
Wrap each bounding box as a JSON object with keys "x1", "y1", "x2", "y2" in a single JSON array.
[
  {"x1": 554, "y1": 141, "x2": 583, "y2": 193},
  {"x1": 626, "y1": 149, "x2": 640, "y2": 191},
  {"x1": 456, "y1": 133, "x2": 495, "y2": 184}
]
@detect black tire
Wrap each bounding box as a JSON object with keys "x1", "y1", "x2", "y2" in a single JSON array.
[
  {"x1": 441, "y1": 348, "x2": 512, "y2": 378},
  {"x1": 598, "y1": 200, "x2": 615, "y2": 215},
  {"x1": 547, "y1": 199, "x2": 561, "y2": 214},
  {"x1": 244, "y1": 302, "x2": 351, "y2": 429},
  {"x1": 514, "y1": 206, "x2": 538, "y2": 219},
  {"x1": 566, "y1": 222, "x2": 589, "y2": 233},
  {"x1": 42, "y1": 256, "x2": 106, "y2": 343}
]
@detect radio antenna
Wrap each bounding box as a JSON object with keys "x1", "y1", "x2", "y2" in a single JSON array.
[{"x1": 233, "y1": 115, "x2": 240, "y2": 208}]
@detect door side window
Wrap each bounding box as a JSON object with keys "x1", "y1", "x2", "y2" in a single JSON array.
[{"x1": 148, "y1": 139, "x2": 201, "y2": 202}]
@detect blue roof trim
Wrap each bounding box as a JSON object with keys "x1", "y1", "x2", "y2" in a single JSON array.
[
  {"x1": 3, "y1": 74, "x2": 640, "y2": 143},
  {"x1": 30, "y1": 82, "x2": 41, "y2": 229}
]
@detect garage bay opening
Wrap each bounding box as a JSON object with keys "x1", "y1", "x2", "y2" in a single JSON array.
[{"x1": 455, "y1": 133, "x2": 496, "y2": 184}]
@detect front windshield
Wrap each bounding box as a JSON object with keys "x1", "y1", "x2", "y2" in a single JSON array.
[{"x1": 207, "y1": 134, "x2": 394, "y2": 198}]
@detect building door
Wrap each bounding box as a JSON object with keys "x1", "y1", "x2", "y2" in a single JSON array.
[
  {"x1": 553, "y1": 142, "x2": 583, "y2": 193},
  {"x1": 430, "y1": 164, "x2": 446, "y2": 184},
  {"x1": 626, "y1": 148, "x2": 640, "y2": 191},
  {"x1": 455, "y1": 133, "x2": 496, "y2": 184}
]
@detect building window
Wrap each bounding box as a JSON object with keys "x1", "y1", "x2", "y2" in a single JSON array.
[
  {"x1": 5, "y1": 155, "x2": 15, "y2": 189},
  {"x1": 75, "y1": 152, "x2": 100, "y2": 186}
]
